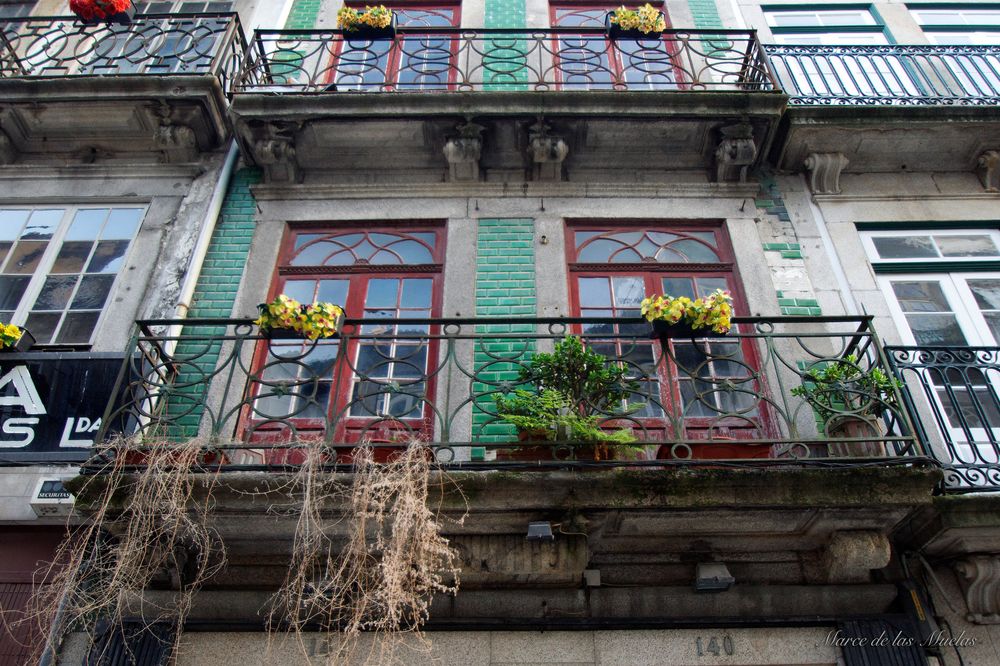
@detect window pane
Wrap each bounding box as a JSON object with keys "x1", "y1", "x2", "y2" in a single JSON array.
[
  {"x1": 25, "y1": 312, "x2": 60, "y2": 344},
  {"x1": 612, "y1": 277, "x2": 644, "y2": 307},
  {"x1": 695, "y1": 277, "x2": 729, "y2": 297},
  {"x1": 0, "y1": 276, "x2": 30, "y2": 310},
  {"x1": 56, "y1": 312, "x2": 101, "y2": 344},
  {"x1": 935, "y1": 235, "x2": 1000, "y2": 258},
  {"x1": 0, "y1": 211, "x2": 28, "y2": 240},
  {"x1": 7, "y1": 241, "x2": 48, "y2": 274},
  {"x1": 662, "y1": 277, "x2": 695, "y2": 299},
  {"x1": 873, "y1": 236, "x2": 937, "y2": 259},
  {"x1": 316, "y1": 279, "x2": 349, "y2": 306},
  {"x1": 401, "y1": 278, "x2": 432, "y2": 308},
  {"x1": 34, "y1": 275, "x2": 77, "y2": 310},
  {"x1": 71, "y1": 275, "x2": 115, "y2": 309},
  {"x1": 366, "y1": 279, "x2": 399, "y2": 308},
  {"x1": 968, "y1": 279, "x2": 1000, "y2": 311},
  {"x1": 282, "y1": 280, "x2": 317, "y2": 304},
  {"x1": 579, "y1": 277, "x2": 612, "y2": 307},
  {"x1": 52, "y1": 241, "x2": 94, "y2": 273},
  {"x1": 22, "y1": 210, "x2": 63, "y2": 240},
  {"x1": 86, "y1": 240, "x2": 131, "y2": 273},
  {"x1": 892, "y1": 281, "x2": 952, "y2": 312},
  {"x1": 905, "y1": 313, "x2": 968, "y2": 346},
  {"x1": 0, "y1": 242, "x2": 11, "y2": 269},
  {"x1": 103, "y1": 208, "x2": 144, "y2": 239},
  {"x1": 65, "y1": 209, "x2": 108, "y2": 241}
]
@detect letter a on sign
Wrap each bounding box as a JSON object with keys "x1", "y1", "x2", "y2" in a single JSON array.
[{"x1": 0, "y1": 365, "x2": 46, "y2": 415}]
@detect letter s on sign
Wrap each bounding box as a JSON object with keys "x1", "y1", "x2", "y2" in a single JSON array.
[{"x1": 0, "y1": 417, "x2": 40, "y2": 447}]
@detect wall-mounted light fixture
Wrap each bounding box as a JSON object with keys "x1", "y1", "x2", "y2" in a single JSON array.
[
  {"x1": 526, "y1": 521, "x2": 555, "y2": 541},
  {"x1": 695, "y1": 562, "x2": 735, "y2": 592}
]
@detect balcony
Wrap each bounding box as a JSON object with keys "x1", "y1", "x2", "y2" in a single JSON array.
[
  {"x1": 0, "y1": 13, "x2": 246, "y2": 164},
  {"x1": 95, "y1": 314, "x2": 927, "y2": 469},
  {"x1": 764, "y1": 44, "x2": 1000, "y2": 176},
  {"x1": 230, "y1": 28, "x2": 786, "y2": 183}
]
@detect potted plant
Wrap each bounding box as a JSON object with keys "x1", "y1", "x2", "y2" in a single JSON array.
[
  {"x1": 640, "y1": 288, "x2": 733, "y2": 338},
  {"x1": 256, "y1": 294, "x2": 345, "y2": 340},
  {"x1": 791, "y1": 354, "x2": 902, "y2": 457},
  {"x1": 493, "y1": 336, "x2": 644, "y2": 461},
  {"x1": 337, "y1": 5, "x2": 396, "y2": 40},
  {"x1": 605, "y1": 3, "x2": 666, "y2": 40},
  {"x1": 0, "y1": 323, "x2": 34, "y2": 352},
  {"x1": 70, "y1": 0, "x2": 135, "y2": 26}
]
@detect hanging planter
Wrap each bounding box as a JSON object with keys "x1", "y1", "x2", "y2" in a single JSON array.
[
  {"x1": 640, "y1": 289, "x2": 733, "y2": 340},
  {"x1": 605, "y1": 4, "x2": 666, "y2": 40},
  {"x1": 0, "y1": 324, "x2": 34, "y2": 353},
  {"x1": 255, "y1": 294, "x2": 345, "y2": 341},
  {"x1": 70, "y1": 0, "x2": 135, "y2": 26},
  {"x1": 337, "y1": 5, "x2": 397, "y2": 41}
]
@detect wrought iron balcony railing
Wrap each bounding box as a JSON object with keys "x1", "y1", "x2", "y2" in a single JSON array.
[
  {"x1": 886, "y1": 346, "x2": 1000, "y2": 492},
  {"x1": 236, "y1": 28, "x2": 777, "y2": 93},
  {"x1": 0, "y1": 13, "x2": 247, "y2": 96},
  {"x1": 765, "y1": 44, "x2": 1000, "y2": 106},
  {"x1": 91, "y1": 315, "x2": 926, "y2": 472}
]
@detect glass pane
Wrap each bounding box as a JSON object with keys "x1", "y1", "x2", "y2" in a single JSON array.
[
  {"x1": 34, "y1": 275, "x2": 77, "y2": 310},
  {"x1": 984, "y1": 313, "x2": 1000, "y2": 346},
  {"x1": 71, "y1": 275, "x2": 115, "y2": 309},
  {"x1": 102, "y1": 208, "x2": 143, "y2": 240},
  {"x1": 392, "y1": 346, "x2": 427, "y2": 379},
  {"x1": 905, "y1": 313, "x2": 968, "y2": 346},
  {"x1": 873, "y1": 236, "x2": 937, "y2": 259},
  {"x1": 662, "y1": 277, "x2": 695, "y2": 299},
  {"x1": 22, "y1": 210, "x2": 63, "y2": 240},
  {"x1": 0, "y1": 211, "x2": 28, "y2": 240},
  {"x1": 86, "y1": 240, "x2": 131, "y2": 273},
  {"x1": 52, "y1": 241, "x2": 93, "y2": 273},
  {"x1": 282, "y1": 280, "x2": 316, "y2": 304},
  {"x1": 24, "y1": 312, "x2": 60, "y2": 344},
  {"x1": 316, "y1": 279, "x2": 349, "y2": 306},
  {"x1": 612, "y1": 277, "x2": 645, "y2": 307},
  {"x1": 65, "y1": 209, "x2": 108, "y2": 241},
  {"x1": 0, "y1": 242, "x2": 12, "y2": 270},
  {"x1": 401, "y1": 279, "x2": 432, "y2": 308},
  {"x1": 0, "y1": 276, "x2": 29, "y2": 310},
  {"x1": 365, "y1": 279, "x2": 399, "y2": 308},
  {"x1": 579, "y1": 277, "x2": 611, "y2": 307},
  {"x1": 936, "y1": 235, "x2": 999, "y2": 258},
  {"x1": 7, "y1": 241, "x2": 48, "y2": 274},
  {"x1": 388, "y1": 384, "x2": 425, "y2": 418},
  {"x1": 302, "y1": 343, "x2": 339, "y2": 376},
  {"x1": 671, "y1": 239, "x2": 720, "y2": 263},
  {"x1": 356, "y1": 343, "x2": 393, "y2": 377},
  {"x1": 386, "y1": 239, "x2": 433, "y2": 263},
  {"x1": 892, "y1": 281, "x2": 952, "y2": 312},
  {"x1": 968, "y1": 279, "x2": 1000, "y2": 310},
  {"x1": 56, "y1": 312, "x2": 101, "y2": 344},
  {"x1": 695, "y1": 277, "x2": 730, "y2": 297}
]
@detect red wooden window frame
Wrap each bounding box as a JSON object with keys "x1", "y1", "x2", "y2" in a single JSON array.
[
  {"x1": 564, "y1": 222, "x2": 776, "y2": 456},
  {"x1": 242, "y1": 223, "x2": 446, "y2": 453},
  {"x1": 327, "y1": 2, "x2": 462, "y2": 91},
  {"x1": 548, "y1": 2, "x2": 684, "y2": 90}
]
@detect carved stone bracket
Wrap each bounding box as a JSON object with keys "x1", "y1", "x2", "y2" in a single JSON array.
[
  {"x1": 823, "y1": 530, "x2": 891, "y2": 584},
  {"x1": 253, "y1": 125, "x2": 300, "y2": 183},
  {"x1": 955, "y1": 555, "x2": 1000, "y2": 624},
  {"x1": 528, "y1": 120, "x2": 569, "y2": 182},
  {"x1": 714, "y1": 122, "x2": 758, "y2": 183},
  {"x1": 443, "y1": 121, "x2": 484, "y2": 182},
  {"x1": 977, "y1": 150, "x2": 1000, "y2": 193},
  {"x1": 805, "y1": 152, "x2": 850, "y2": 195},
  {"x1": 154, "y1": 123, "x2": 198, "y2": 164},
  {"x1": 0, "y1": 129, "x2": 16, "y2": 165}
]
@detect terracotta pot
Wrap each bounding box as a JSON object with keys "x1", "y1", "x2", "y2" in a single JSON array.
[{"x1": 827, "y1": 418, "x2": 886, "y2": 458}]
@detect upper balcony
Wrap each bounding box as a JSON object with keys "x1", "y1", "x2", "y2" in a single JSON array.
[
  {"x1": 763, "y1": 44, "x2": 1000, "y2": 178},
  {"x1": 0, "y1": 13, "x2": 246, "y2": 165},
  {"x1": 230, "y1": 28, "x2": 786, "y2": 183}
]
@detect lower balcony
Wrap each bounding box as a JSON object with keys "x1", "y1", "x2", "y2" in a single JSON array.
[{"x1": 95, "y1": 314, "x2": 928, "y2": 470}]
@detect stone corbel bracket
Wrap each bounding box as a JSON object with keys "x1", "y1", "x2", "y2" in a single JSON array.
[
  {"x1": 443, "y1": 120, "x2": 484, "y2": 182},
  {"x1": 805, "y1": 152, "x2": 850, "y2": 195},
  {"x1": 714, "y1": 122, "x2": 758, "y2": 183},
  {"x1": 955, "y1": 555, "x2": 1000, "y2": 624},
  {"x1": 252, "y1": 124, "x2": 300, "y2": 183},
  {"x1": 0, "y1": 128, "x2": 16, "y2": 165},
  {"x1": 823, "y1": 530, "x2": 891, "y2": 584},
  {"x1": 154, "y1": 123, "x2": 198, "y2": 164},
  {"x1": 977, "y1": 150, "x2": 1000, "y2": 193},
  {"x1": 528, "y1": 119, "x2": 569, "y2": 182}
]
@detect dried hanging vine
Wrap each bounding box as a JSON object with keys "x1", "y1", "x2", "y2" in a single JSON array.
[
  {"x1": 268, "y1": 442, "x2": 462, "y2": 665},
  {"x1": 11, "y1": 436, "x2": 226, "y2": 664}
]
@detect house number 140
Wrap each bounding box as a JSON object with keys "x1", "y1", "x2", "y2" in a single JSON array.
[{"x1": 696, "y1": 636, "x2": 735, "y2": 657}]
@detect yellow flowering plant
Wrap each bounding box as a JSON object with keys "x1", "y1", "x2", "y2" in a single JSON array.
[
  {"x1": 0, "y1": 322, "x2": 24, "y2": 350},
  {"x1": 337, "y1": 5, "x2": 394, "y2": 32},
  {"x1": 609, "y1": 3, "x2": 666, "y2": 35},
  {"x1": 640, "y1": 288, "x2": 733, "y2": 334},
  {"x1": 256, "y1": 295, "x2": 345, "y2": 340}
]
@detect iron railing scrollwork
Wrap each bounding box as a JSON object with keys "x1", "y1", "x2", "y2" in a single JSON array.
[
  {"x1": 236, "y1": 28, "x2": 778, "y2": 94},
  {"x1": 0, "y1": 13, "x2": 247, "y2": 96},
  {"x1": 91, "y1": 315, "x2": 927, "y2": 472},
  {"x1": 766, "y1": 44, "x2": 1000, "y2": 106},
  {"x1": 886, "y1": 346, "x2": 1000, "y2": 492}
]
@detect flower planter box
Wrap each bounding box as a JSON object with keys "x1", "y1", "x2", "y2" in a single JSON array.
[
  {"x1": 343, "y1": 14, "x2": 397, "y2": 41},
  {"x1": 827, "y1": 418, "x2": 887, "y2": 458},
  {"x1": 256, "y1": 303, "x2": 345, "y2": 341},
  {"x1": 2, "y1": 329, "x2": 35, "y2": 353},
  {"x1": 605, "y1": 11, "x2": 665, "y2": 40},
  {"x1": 496, "y1": 431, "x2": 636, "y2": 462},
  {"x1": 647, "y1": 319, "x2": 728, "y2": 340}
]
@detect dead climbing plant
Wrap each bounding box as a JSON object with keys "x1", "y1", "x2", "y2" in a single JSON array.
[
  {"x1": 268, "y1": 441, "x2": 463, "y2": 665},
  {"x1": 14, "y1": 435, "x2": 226, "y2": 664}
]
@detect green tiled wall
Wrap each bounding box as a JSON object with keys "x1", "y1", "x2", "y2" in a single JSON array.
[
  {"x1": 484, "y1": 0, "x2": 528, "y2": 90},
  {"x1": 472, "y1": 219, "x2": 536, "y2": 455},
  {"x1": 686, "y1": 0, "x2": 724, "y2": 29},
  {"x1": 285, "y1": 0, "x2": 322, "y2": 29}
]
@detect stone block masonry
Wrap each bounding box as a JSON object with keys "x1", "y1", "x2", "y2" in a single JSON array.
[
  {"x1": 171, "y1": 167, "x2": 262, "y2": 438},
  {"x1": 472, "y1": 218, "x2": 537, "y2": 459}
]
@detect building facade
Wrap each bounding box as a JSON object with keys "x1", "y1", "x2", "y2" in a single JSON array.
[{"x1": 1, "y1": 1, "x2": 999, "y2": 664}]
